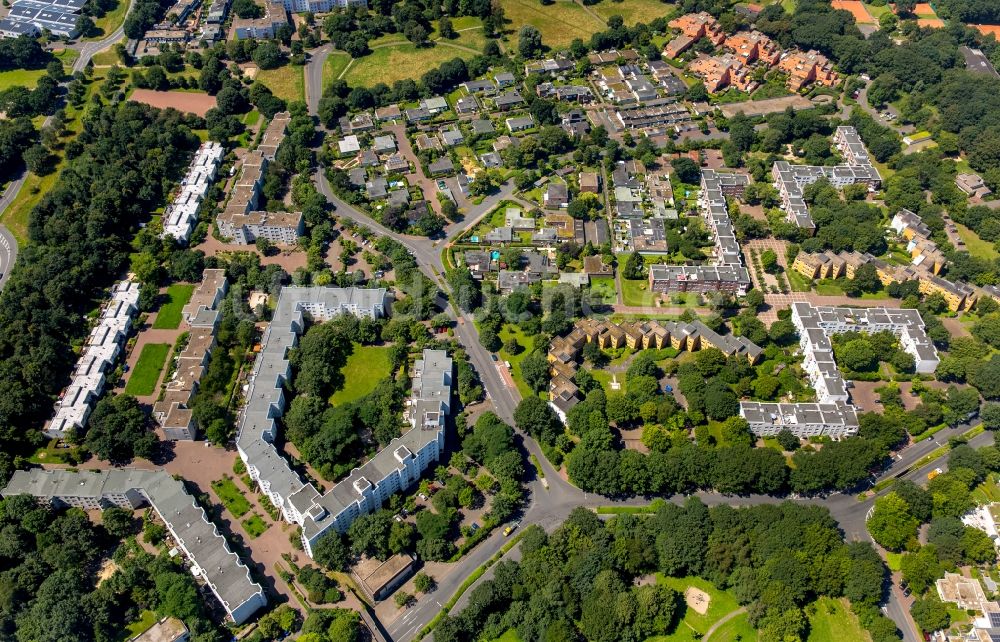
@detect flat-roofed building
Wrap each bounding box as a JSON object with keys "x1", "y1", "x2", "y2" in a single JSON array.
[
  {"x1": 232, "y1": 1, "x2": 287, "y2": 39},
  {"x1": 162, "y1": 141, "x2": 224, "y2": 242},
  {"x1": 353, "y1": 554, "x2": 416, "y2": 602},
  {"x1": 648, "y1": 264, "x2": 751, "y2": 295},
  {"x1": 740, "y1": 401, "x2": 859, "y2": 438},
  {"x1": 2, "y1": 468, "x2": 266, "y2": 623}
]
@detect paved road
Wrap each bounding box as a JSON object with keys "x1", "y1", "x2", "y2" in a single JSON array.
[
  {"x1": 0, "y1": 220, "x2": 18, "y2": 290},
  {"x1": 304, "y1": 43, "x2": 334, "y2": 116}
]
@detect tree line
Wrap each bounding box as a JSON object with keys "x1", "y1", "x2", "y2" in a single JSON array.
[{"x1": 434, "y1": 501, "x2": 900, "y2": 642}]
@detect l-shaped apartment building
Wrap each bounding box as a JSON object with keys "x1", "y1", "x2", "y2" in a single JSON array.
[
  {"x1": 2, "y1": 468, "x2": 266, "y2": 624},
  {"x1": 773, "y1": 126, "x2": 882, "y2": 232},
  {"x1": 740, "y1": 301, "x2": 939, "y2": 438},
  {"x1": 234, "y1": 286, "x2": 453, "y2": 557}
]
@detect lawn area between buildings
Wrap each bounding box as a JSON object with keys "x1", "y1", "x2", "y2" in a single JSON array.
[
  {"x1": 498, "y1": 0, "x2": 605, "y2": 49},
  {"x1": 121, "y1": 610, "x2": 158, "y2": 641},
  {"x1": 498, "y1": 324, "x2": 536, "y2": 400},
  {"x1": 256, "y1": 65, "x2": 305, "y2": 102},
  {"x1": 153, "y1": 283, "x2": 195, "y2": 329},
  {"x1": 123, "y1": 343, "x2": 170, "y2": 396},
  {"x1": 805, "y1": 597, "x2": 870, "y2": 642},
  {"x1": 211, "y1": 476, "x2": 252, "y2": 518},
  {"x1": 323, "y1": 52, "x2": 353, "y2": 86},
  {"x1": 241, "y1": 514, "x2": 269, "y2": 538},
  {"x1": 329, "y1": 344, "x2": 393, "y2": 405}
]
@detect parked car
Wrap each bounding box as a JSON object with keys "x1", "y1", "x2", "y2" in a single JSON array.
[
  {"x1": 491, "y1": 354, "x2": 498, "y2": 362},
  {"x1": 503, "y1": 521, "x2": 520, "y2": 536}
]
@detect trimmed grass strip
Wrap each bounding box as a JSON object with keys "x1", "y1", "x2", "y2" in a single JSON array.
[{"x1": 124, "y1": 343, "x2": 170, "y2": 396}]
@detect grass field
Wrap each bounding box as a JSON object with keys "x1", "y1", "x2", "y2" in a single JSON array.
[
  {"x1": 621, "y1": 276, "x2": 654, "y2": 306},
  {"x1": 590, "y1": 0, "x2": 673, "y2": 26},
  {"x1": 885, "y1": 552, "x2": 902, "y2": 572},
  {"x1": 489, "y1": 630, "x2": 522, "y2": 642},
  {"x1": 91, "y1": 40, "x2": 127, "y2": 66},
  {"x1": 956, "y1": 222, "x2": 999, "y2": 260},
  {"x1": 805, "y1": 597, "x2": 870, "y2": 642},
  {"x1": 589, "y1": 275, "x2": 617, "y2": 305},
  {"x1": 85, "y1": 0, "x2": 129, "y2": 40},
  {"x1": 153, "y1": 283, "x2": 195, "y2": 329},
  {"x1": 256, "y1": 65, "x2": 305, "y2": 103},
  {"x1": 212, "y1": 477, "x2": 252, "y2": 518},
  {"x1": 499, "y1": 0, "x2": 605, "y2": 49},
  {"x1": 0, "y1": 68, "x2": 47, "y2": 90},
  {"x1": 345, "y1": 42, "x2": 479, "y2": 87},
  {"x1": 241, "y1": 514, "x2": 269, "y2": 538},
  {"x1": 124, "y1": 343, "x2": 170, "y2": 396},
  {"x1": 121, "y1": 610, "x2": 158, "y2": 641},
  {"x1": 323, "y1": 52, "x2": 353, "y2": 86},
  {"x1": 499, "y1": 324, "x2": 536, "y2": 400},
  {"x1": 712, "y1": 612, "x2": 758, "y2": 641},
  {"x1": 329, "y1": 344, "x2": 393, "y2": 405},
  {"x1": 787, "y1": 269, "x2": 813, "y2": 292},
  {"x1": 656, "y1": 575, "x2": 742, "y2": 635}
]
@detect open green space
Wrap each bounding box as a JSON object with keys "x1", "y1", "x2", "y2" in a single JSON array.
[
  {"x1": 710, "y1": 612, "x2": 758, "y2": 641},
  {"x1": 153, "y1": 283, "x2": 195, "y2": 329},
  {"x1": 256, "y1": 65, "x2": 305, "y2": 103},
  {"x1": 488, "y1": 630, "x2": 522, "y2": 642},
  {"x1": 329, "y1": 344, "x2": 393, "y2": 405},
  {"x1": 241, "y1": 514, "x2": 269, "y2": 538},
  {"x1": 805, "y1": 597, "x2": 870, "y2": 642},
  {"x1": 589, "y1": 276, "x2": 617, "y2": 305},
  {"x1": 589, "y1": 0, "x2": 673, "y2": 26},
  {"x1": 656, "y1": 575, "x2": 742, "y2": 635},
  {"x1": 956, "y1": 222, "x2": 999, "y2": 260},
  {"x1": 323, "y1": 53, "x2": 353, "y2": 86},
  {"x1": 92, "y1": 40, "x2": 126, "y2": 66},
  {"x1": 345, "y1": 41, "x2": 479, "y2": 87},
  {"x1": 0, "y1": 68, "x2": 47, "y2": 90},
  {"x1": 787, "y1": 269, "x2": 813, "y2": 292},
  {"x1": 621, "y1": 277, "x2": 654, "y2": 307},
  {"x1": 28, "y1": 439, "x2": 79, "y2": 465},
  {"x1": 120, "y1": 610, "x2": 158, "y2": 641},
  {"x1": 124, "y1": 343, "x2": 171, "y2": 396},
  {"x1": 85, "y1": 0, "x2": 129, "y2": 40},
  {"x1": 211, "y1": 477, "x2": 252, "y2": 518},
  {"x1": 498, "y1": 0, "x2": 605, "y2": 49},
  {"x1": 972, "y1": 472, "x2": 1000, "y2": 505},
  {"x1": 498, "y1": 324, "x2": 536, "y2": 400}
]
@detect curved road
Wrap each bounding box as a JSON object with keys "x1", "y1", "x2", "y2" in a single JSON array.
[
  {"x1": 314, "y1": 163, "x2": 985, "y2": 642},
  {"x1": 0, "y1": 7, "x2": 131, "y2": 292}
]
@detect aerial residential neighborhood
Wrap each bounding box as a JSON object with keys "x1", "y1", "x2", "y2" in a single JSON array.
[{"x1": 3, "y1": 0, "x2": 1000, "y2": 641}]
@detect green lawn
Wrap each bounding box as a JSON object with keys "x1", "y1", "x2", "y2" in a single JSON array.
[
  {"x1": 120, "y1": 610, "x2": 158, "y2": 641},
  {"x1": 91, "y1": 40, "x2": 126, "y2": 66},
  {"x1": 0, "y1": 68, "x2": 47, "y2": 90},
  {"x1": 323, "y1": 53, "x2": 353, "y2": 86},
  {"x1": 241, "y1": 514, "x2": 269, "y2": 538},
  {"x1": 956, "y1": 222, "x2": 999, "y2": 260},
  {"x1": 590, "y1": 0, "x2": 673, "y2": 26},
  {"x1": 656, "y1": 575, "x2": 742, "y2": 635},
  {"x1": 589, "y1": 276, "x2": 617, "y2": 305},
  {"x1": 256, "y1": 65, "x2": 305, "y2": 102},
  {"x1": 498, "y1": 0, "x2": 605, "y2": 49},
  {"x1": 124, "y1": 343, "x2": 171, "y2": 396},
  {"x1": 28, "y1": 439, "x2": 79, "y2": 465},
  {"x1": 885, "y1": 552, "x2": 902, "y2": 572},
  {"x1": 621, "y1": 277, "x2": 655, "y2": 307},
  {"x1": 153, "y1": 283, "x2": 195, "y2": 329},
  {"x1": 787, "y1": 269, "x2": 813, "y2": 292},
  {"x1": 805, "y1": 597, "x2": 871, "y2": 642},
  {"x1": 489, "y1": 630, "x2": 522, "y2": 642},
  {"x1": 330, "y1": 344, "x2": 393, "y2": 405},
  {"x1": 498, "y1": 324, "x2": 536, "y2": 400},
  {"x1": 85, "y1": 0, "x2": 129, "y2": 40},
  {"x1": 345, "y1": 41, "x2": 479, "y2": 87},
  {"x1": 711, "y1": 612, "x2": 758, "y2": 642},
  {"x1": 211, "y1": 477, "x2": 252, "y2": 518}
]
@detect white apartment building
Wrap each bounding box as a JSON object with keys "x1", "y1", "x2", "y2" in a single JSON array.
[
  {"x1": 278, "y1": 0, "x2": 364, "y2": 11},
  {"x1": 772, "y1": 126, "x2": 882, "y2": 231},
  {"x1": 235, "y1": 287, "x2": 452, "y2": 557},
  {"x1": 2, "y1": 468, "x2": 266, "y2": 624},
  {"x1": 45, "y1": 280, "x2": 140, "y2": 438},
  {"x1": 162, "y1": 142, "x2": 224, "y2": 242}
]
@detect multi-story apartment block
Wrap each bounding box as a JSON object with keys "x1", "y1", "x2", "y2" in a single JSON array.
[
  {"x1": 162, "y1": 142, "x2": 224, "y2": 242},
  {"x1": 741, "y1": 302, "x2": 939, "y2": 438},
  {"x1": 772, "y1": 127, "x2": 881, "y2": 231},
  {"x1": 232, "y1": 1, "x2": 287, "y2": 39},
  {"x1": 688, "y1": 54, "x2": 757, "y2": 93},
  {"x1": 648, "y1": 264, "x2": 751, "y2": 295},
  {"x1": 152, "y1": 270, "x2": 228, "y2": 440},
  {"x1": 234, "y1": 287, "x2": 451, "y2": 557},
  {"x1": 724, "y1": 30, "x2": 781, "y2": 66},
  {"x1": 778, "y1": 49, "x2": 839, "y2": 91},
  {"x1": 45, "y1": 280, "x2": 141, "y2": 438},
  {"x1": 2, "y1": 468, "x2": 266, "y2": 624},
  {"x1": 669, "y1": 11, "x2": 726, "y2": 45}
]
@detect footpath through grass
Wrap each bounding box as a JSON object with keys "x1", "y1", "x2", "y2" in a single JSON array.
[
  {"x1": 124, "y1": 343, "x2": 170, "y2": 396},
  {"x1": 805, "y1": 597, "x2": 870, "y2": 642},
  {"x1": 153, "y1": 283, "x2": 195, "y2": 329}
]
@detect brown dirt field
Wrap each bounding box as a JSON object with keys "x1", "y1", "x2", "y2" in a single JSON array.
[
  {"x1": 918, "y1": 17, "x2": 944, "y2": 28},
  {"x1": 972, "y1": 25, "x2": 1000, "y2": 38},
  {"x1": 831, "y1": 0, "x2": 875, "y2": 24},
  {"x1": 129, "y1": 89, "x2": 217, "y2": 117}
]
